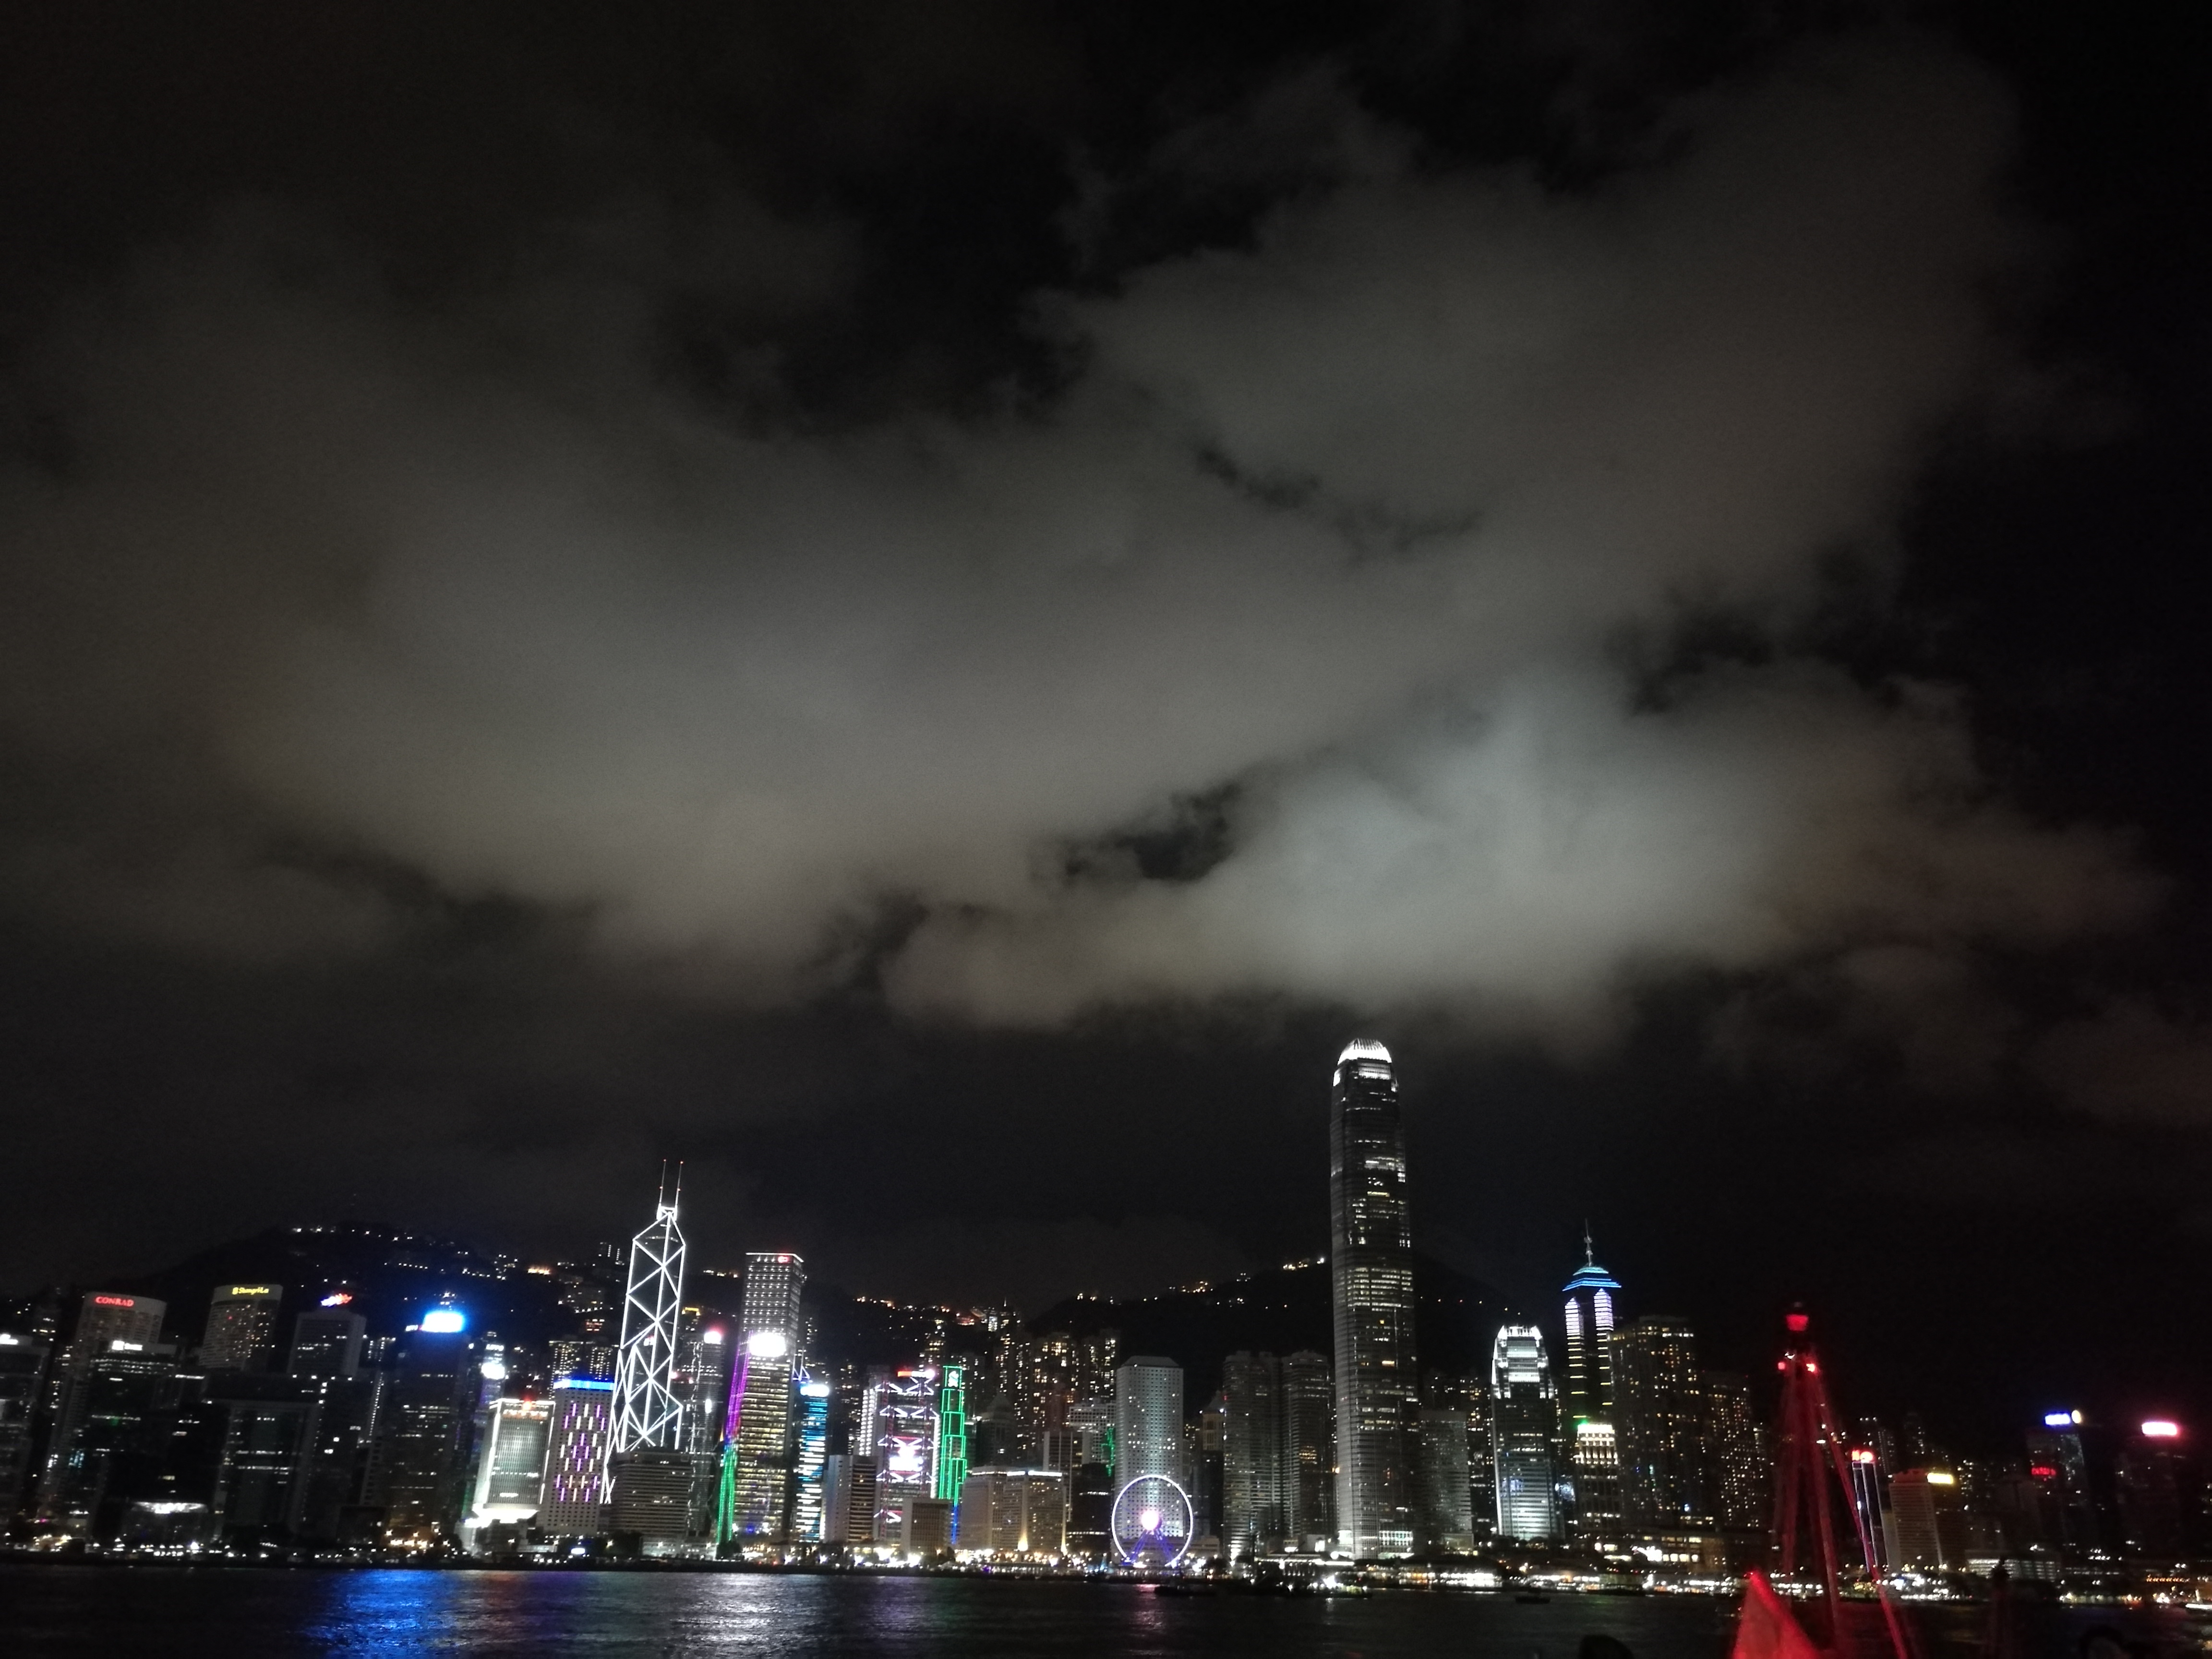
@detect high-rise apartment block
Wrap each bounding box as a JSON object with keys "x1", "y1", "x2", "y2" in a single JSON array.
[{"x1": 1701, "y1": 1370, "x2": 1768, "y2": 1536}]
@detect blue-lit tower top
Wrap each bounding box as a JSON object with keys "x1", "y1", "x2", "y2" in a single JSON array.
[{"x1": 1561, "y1": 1225, "x2": 1620, "y2": 1427}]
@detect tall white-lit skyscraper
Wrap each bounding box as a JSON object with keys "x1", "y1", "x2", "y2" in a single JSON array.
[
  {"x1": 720, "y1": 1250, "x2": 805, "y2": 1543},
  {"x1": 1113, "y1": 1356, "x2": 1185, "y2": 1490},
  {"x1": 1328, "y1": 1039, "x2": 1418, "y2": 1558},
  {"x1": 1111, "y1": 1355, "x2": 1190, "y2": 1566},
  {"x1": 1491, "y1": 1324, "x2": 1560, "y2": 1540},
  {"x1": 612, "y1": 1174, "x2": 687, "y2": 1453}
]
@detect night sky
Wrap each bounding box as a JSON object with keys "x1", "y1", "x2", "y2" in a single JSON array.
[{"x1": 1, "y1": 4, "x2": 2207, "y2": 1449}]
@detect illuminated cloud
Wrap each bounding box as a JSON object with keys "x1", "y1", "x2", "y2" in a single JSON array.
[{"x1": 0, "y1": 41, "x2": 2152, "y2": 1044}]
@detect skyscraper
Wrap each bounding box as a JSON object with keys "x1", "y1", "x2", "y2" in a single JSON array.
[
  {"x1": 1561, "y1": 1233, "x2": 1623, "y2": 1543},
  {"x1": 465, "y1": 1396, "x2": 553, "y2": 1546},
  {"x1": 1888, "y1": 1467, "x2": 1964, "y2": 1567},
  {"x1": 2115, "y1": 1421, "x2": 2197, "y2": 1560},
  {"x1": 37, "y1": 1339, "x2": 180, "y2": 1539},
  {"x1": 204, "y1": 1374, "x2": 324, "y2": 1541},
  {"x1": 1847, "y1": 1448, "x2": 1890, "y2": 1571},
  {"x1": 611, "y1": 1177, "x2": 686, "y2": 1454},
  {"x1": 1615, "y1": 1316, "x2": 1706, "y2": 1529},
  {"x1": 0, "y1": 1331, "x2": 51, "y2": 1518},
  {"x1": 1561, "y1": 1232, "x2": 1619, "y2": 1426},
  {"x1": 1464, "y1": 1381, "x2": 1496, "y2": 1542},
  {"x1": 934, "y1": 1362, "x2": 968, "y2": 1505},
  {"x1": 2026, "y1": 1411, "x2": 2095, "y2": 1553},
  {"x1": 1192, "y1": 1390, "x2": 1227, "y2": 1548},
  {"x1": 367, "y1": 1307, "x2": 479, "y2": 1548},
  {"x1": 36, "y1": 1290, "x2": 166, "y2": 1513},
  {"x1": 1490, "y1": 1324, "x2": 1560, "y2": 1541},
  {"x1": 1112, "y1": 1355, "x2": 1190, "y2": 1567},
  {"x1": 1280, "y1": 1349, "x2": 1335, "y2": 1550},
  {"x1": 1222, "y1": 1350, "x2": 1285, "y2": 1561},
  {"x1": 792, "y1": 1375, "x2": 831, "y2": 1543},
  {"x1": 1416, "y1": 1406, "x2": 1476, "y2": 1553},
  {"x1": 199, "y1": 1285, "x2": 284, "y2": 1373},
  {"x1": 720, "y1": 1250, "x2": 805, "y2": 1543},
  {"x1": 541, "y1": 1377, "x2": 615, "y2": 1536},
  {"x1": 289, "y1": 1309, "x2": 366, "y2": 1377},
  {"x1": 1701, "y1": 1370, "x2": 1767, "y2": 1537},
  {"x1": 673, "y1": 1311, "x2": 734, "y2": 1458},
  {"x1": 861, "y1": 1366, "x2": 941, "y2": 1519},
  {"x1": 1328, "y1": 1038, "x2": 1418, "y2": 1557},
  {"x1": 1113, "y1": 1356, "x2": 1185, "y2": 1491},
  {"x1": 956, "y1": 1466, "x2": 1068, "y2": 1556}
]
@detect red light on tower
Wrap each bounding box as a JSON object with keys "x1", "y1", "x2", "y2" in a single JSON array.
[
  {"x1": 2030, "y1": 1465, "x2": 2058, "y2": 1479},
  {"x1": 1785, "y1": 1311, "x2": 1810, "y2": 1333}
]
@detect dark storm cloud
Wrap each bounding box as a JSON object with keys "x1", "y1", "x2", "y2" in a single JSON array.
[
  {"x1": 2031, "y1": 1001, "x2": 2212, "y2": 1126},
  {"x1": 0, "y1": 41, "x2": 2155, "y2": 1074}
]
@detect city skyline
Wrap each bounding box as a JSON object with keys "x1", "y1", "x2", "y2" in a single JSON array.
[{"x1": 8, "y1": 1154, "x2": 2190, "y2": 1578}]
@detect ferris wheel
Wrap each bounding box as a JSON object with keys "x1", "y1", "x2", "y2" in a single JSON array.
[{"x1": 1109, "y1": 1473, "x2": 1194, "y2": 1568}]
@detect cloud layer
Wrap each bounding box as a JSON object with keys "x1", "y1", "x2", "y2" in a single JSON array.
[{"x1": 0, "y1": 42, "x2": 2153, "y2": 1040}]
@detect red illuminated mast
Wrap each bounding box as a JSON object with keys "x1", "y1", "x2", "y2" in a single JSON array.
[{"x1": 1765, "y1": 1306, "x2": 1912, "y2": 1659}]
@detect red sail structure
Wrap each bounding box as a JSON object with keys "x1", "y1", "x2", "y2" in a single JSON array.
[{"x1": 1737, "y1": 1307, "x2": 1914, "y2": 1659}]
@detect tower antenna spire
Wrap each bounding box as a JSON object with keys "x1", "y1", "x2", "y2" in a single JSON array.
[{"x1": 1584, "y1": 1219, "x2": 1594, "y2": 1266}]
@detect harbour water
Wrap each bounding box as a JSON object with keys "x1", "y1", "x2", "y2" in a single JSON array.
[
  {"x1": 1, "y1": 1566, "x2": 1750, "y2": 1659},
  {"x1": 4, "y1": 1565, "x2": 2197, "y2": 1659}
]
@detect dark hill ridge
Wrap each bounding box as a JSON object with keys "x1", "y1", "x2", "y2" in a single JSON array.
[
  {"x1": 1028, "y1": 1254, "x2": 1516, "y2": 1403},
  {"x1": 109, "y1": 1224, "x2": 610, "y2": 1355},
  {"x1": 22, "y1": 1231, "x2": 1511, "y2": 1411}
]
